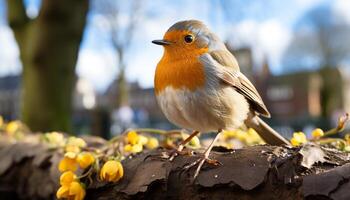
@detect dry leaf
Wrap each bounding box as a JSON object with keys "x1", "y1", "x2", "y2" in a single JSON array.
[{"x1": 300, "y1": 144, "x2": 326, "y2": 168}]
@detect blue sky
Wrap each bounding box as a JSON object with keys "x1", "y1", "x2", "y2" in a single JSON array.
[{"x1": 0, "y1": 0, "x2": 349, "y2": 92}]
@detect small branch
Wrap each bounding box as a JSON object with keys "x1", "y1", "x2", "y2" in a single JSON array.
[
  {"x1": 6, "y1": 0, "x2": 31, "y2": 49},
  {"x1": 6, "y1": 0, "x2": 30, "y2": 31},
  {"x1": 77, "y1": 165, "x2": 94, "y2": 179},
  {"x1": 324, "y1": 113, "x2": 349, "y2": 136},
  {"x1": 132, "y1": 128, "x2": 168, "y2": 135}
]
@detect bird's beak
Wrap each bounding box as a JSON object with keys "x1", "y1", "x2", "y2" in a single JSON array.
[{"x1": 152, "y1": 39, "x2": 171, "y2": 45}]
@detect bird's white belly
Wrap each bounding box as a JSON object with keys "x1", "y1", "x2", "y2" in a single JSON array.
[{"x1": 156, "y1": 86, "x2": 249, "y2": 132}]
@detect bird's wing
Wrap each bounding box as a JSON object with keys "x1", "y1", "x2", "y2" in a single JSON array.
[
  {"x1": 208, "y1": 49, "x2": 240, "y2": 71},
  {"x1": 200, "y1": 51, "x2": 271, "y2": 118}
]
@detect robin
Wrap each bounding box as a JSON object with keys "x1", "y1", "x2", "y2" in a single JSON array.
[{"x1": 152, "y1": 20, "x2": 289, "y2": 178}]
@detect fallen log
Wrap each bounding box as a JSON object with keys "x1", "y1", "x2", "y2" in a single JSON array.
[{"x1": 0, "y1": 141, "x2": 350, "y2": 200}]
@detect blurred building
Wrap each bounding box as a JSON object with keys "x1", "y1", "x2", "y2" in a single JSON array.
[
  {"x1": 227, "y1": 46, "x2": 254, "y2": 80},
  {"x1": 342, "y1": 67, "x2": 350, "y2": 114},
  {"x1": 0, "y1": 75, "x2": 21, "y2": 120},
  {"x1": 74, "y1": 79, "x2": 96, "y2": 110},
  {"x1": 103, "y1": 81, "x2": 169, "y2": 131},
  {"x1": 263, "y1": 70, "x2": 322, "y2": 126},
  {"x1": 102, "y1": 46, "x2": 350, "y2": 137},
  {"x1": 73, "y1": 79, "x2": 97, "y2": 134},
  {"x1": 0, "y1": 75, "x2": 97, "y2": 133},
  {"x1": 230, "y1": 47, "x2": 350, "y2": 136},
  {"x1": 264, "y1": 67, "x2": 350, "y2": 135}
]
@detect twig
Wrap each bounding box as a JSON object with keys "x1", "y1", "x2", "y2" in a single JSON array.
[
  {"x1": 77, "y1": 165, "x2": 94, "y2": 180},
  {"x1": 324, "y1": 113, "x2": 349, "y2": 136}
]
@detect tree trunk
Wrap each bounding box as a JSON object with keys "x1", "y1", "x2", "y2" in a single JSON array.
[
  {"x1": 115, "y1": 47, "x2": 129, "y2": 108},
  {"x1": 1, "y1": 141, "x2": 350, "y2": 200},
  {"x1": 6, "y1": 0, "x2": 89, "y2": 132},
  {"x1": 116, "y1": 68, "x2": 129, "y2": 107}
]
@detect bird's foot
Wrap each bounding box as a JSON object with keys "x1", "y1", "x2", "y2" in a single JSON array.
[
  {"x1": 143, "y1": 145, "x2": 193, "y2": 162},
  {"x1": 169, "y1": 145, "x2": 193, "y2": 161},
  {"x1": 169, "y1": 130, "x2": 200, "y2": 161},
  {"x1": 144, "y1": 130, "x2": 200, "y2": 162},
  {"x1": 183, "y1": 129, "x2": 224, "y2": 180},
  {"x1": 183, "y1": 154, "x2": 221, "y2": 179},
  {"x1": 168, "y1": 144, "x2": 186, "y2": 161}
]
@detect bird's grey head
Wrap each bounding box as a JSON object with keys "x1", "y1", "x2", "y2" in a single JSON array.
[{"x1": 152, "y1": 20, "x2": 226, "y2": 51}]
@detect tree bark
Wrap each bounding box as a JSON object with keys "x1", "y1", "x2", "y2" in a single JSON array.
[
  {"x1": 1, "y1": 141, "x2": 350, "y2": 200},
  {"x1": 116, "y1": 68, "x2": 129, "y2": 107},
  {"x1": 6, "y1": 0, "x2": 89, "y2": 132}
]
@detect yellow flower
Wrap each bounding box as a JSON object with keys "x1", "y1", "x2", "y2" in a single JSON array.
[
  {"x1": 345, "y1": 134, "x2": 350, "y2": 145},
  {"x1": 146, "y1": 137, "x2": 159, "y2": 149},
  {"x1": 234, "y1": 129, "x2": 247, "y2": 142},
  {"x1": 222, "y1": 130, "x2": 237, "y2": 138},
  {"x1": 57, "y1": 181, "x2": 85, "y2": 200},
  {"x1": 139, "y1": 135, "x2": 149, "y2": 145},
  {"x1": 245, "y1": 128, "x2": 264, "y2": 144},
  {"x1": 165, "y1": 137, "x2": 175, "y2": 147},
  {"x1": 60, "y1": 171, "x2": 76, "y2": 186},
  {"x1": 77, "y1": 152, "x2": 95, "y2": 169},
  {"x1": 64, "y1": 151, "x2": 77, "y2": 159},
  {"x1": 68, "y1": 181, "x2": 86, "y2": 200},
  {"x1": 189, "y1": 136, "x2": 201, "y2": 148},
  {"x1": 6, "y1": 121, "x2": 20, "y2": 134},
  {"x1": 124, "y1": 144, "x2": 132, "y2": 152},
  {"x1": 124, "y1": 143, "x2": 143, "y2": 153},
  {"x1": 57, "y1": 185, "x2": 70, "y2": 199},
  {"x1": 132, "y1": 143, "x2": 143, "y2": 153},
  {"x1": 311, "y1": 128, "x2": 324, "y2": 139},
  {"x1": 67, "y1": 137, "x2": 87, "y2": 148},
  {"x1": 44, "y1": 132, "x2": 65, "y2": 147},
  {"x1": 290, "y1": 132, "x2": 307, "y2": 146},
  {"x1": 65, "y1": 146, "x2": 79, "y2": 153},
  {"x1": 126, "y1": 131, "x2": 139, "y2": 145},
  {"x1": 100, "y1": 160, "x2": 124, "y2": 182},
  {"x1": 59, "y1": 157, "x2": 78, "y2": 172},
  {"x1": 0, "y1": 116, "x2": 3, "y2": 127},
  {"x1": 181, "y1": 133, "x2": 201, "y2": 148},
  {"x1": 344, "y1": 145, "x2": 350, "y2": 152}
]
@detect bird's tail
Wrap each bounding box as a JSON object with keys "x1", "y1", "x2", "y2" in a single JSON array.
[{"x1": 245, "y1": 115, "x2": 290, "y2": 146}]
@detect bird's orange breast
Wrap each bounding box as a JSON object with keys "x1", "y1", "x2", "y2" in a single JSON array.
[{"x1": 154, "y1": 45, "x2": 208, "y2": 95}]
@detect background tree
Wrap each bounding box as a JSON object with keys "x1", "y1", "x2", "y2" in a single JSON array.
[
  {"x1": 93, "y1": 0, "x2": 143, "y2": 107},
  {"x1": 6, "y1": 0, "x2": 89, "y2": 132},
  {"x1": 282, "y1": 5, "x2": 350, "y2": 118},
  {"x1": 282, "y1": 5, "x2": 350, "y2": 70},
  {"x1": 219, "y1": 0, "x2": 273, "y2": 23}
]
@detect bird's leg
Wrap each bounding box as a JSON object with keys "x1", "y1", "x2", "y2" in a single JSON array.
[
  {"x1": 184, "y1": 129, "x2": 223, "y2": 179},
  {"x1": 169, "y1": 130, "x2": 200, "y2": 161}
]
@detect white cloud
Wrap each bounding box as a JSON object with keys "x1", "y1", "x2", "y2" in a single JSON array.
[
  {"x1": 227, "y1": 19, "x2": 258, "y2": 47},
  {"x1": 0, "y1": 25, "x2": 21, "y2": 75},
  {"x1": 227, "y1": 19, "x2": 292, "y2": 70},
  {"x1": 258, "y1": 20, "x2": 292, "y2": 66},
  {"x1": 125, "y1": 43, "x2": 162, "y2": 88},
  {"x1": 76, "y1": 48, "x2": 118, "y2": 92},
  {"x1": 333, "y1": 0, "x2": 350, "y2": 24},
  {"x1": 136, "y1": 17, "x2": 172, "y2": 42},
  {"x1": 295, "y1": 0, "x2": 325, "y2": 9},
  {"x1": 26, "y1": 3, "x2": 39, "y2": 19}
]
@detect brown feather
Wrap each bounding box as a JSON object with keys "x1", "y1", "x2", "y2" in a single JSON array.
[
  {"x1": 209, "y1": 51, "x2": 271, "y2": 118},
  {"x1": 209, "y1": 50, "x2": 240, "y2": 71}
]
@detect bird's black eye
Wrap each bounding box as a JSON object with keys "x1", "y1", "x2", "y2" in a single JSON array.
[{"x1": 184, "y1": 35, "x2": 194, "y2": 43}]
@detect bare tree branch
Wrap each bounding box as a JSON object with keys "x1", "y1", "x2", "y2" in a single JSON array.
[
  {"x1": 121, "y1": 0, "x2": 141, "y2": 51},
  {"x1": 6, "y1": 0, "x2": 30, "y2": 48},
  {"x1": 92, "y1": 0, "x2": 143, "y2": 106},
  {"x1": 6, "y1": 0, "x2": 30, "y2": 29}
]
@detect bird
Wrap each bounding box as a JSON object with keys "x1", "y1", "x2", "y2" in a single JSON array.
[{"x1": 152, "y1": 20, "x2": 290, "y2": 179}]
